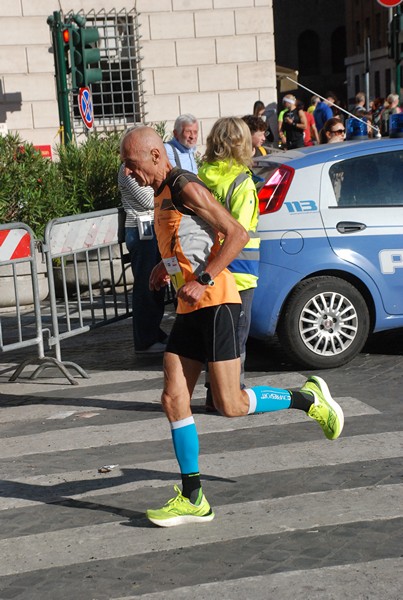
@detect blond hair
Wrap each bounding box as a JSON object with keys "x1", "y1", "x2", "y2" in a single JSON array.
[
  {"x1": 203, "y1": 117, "x2": 252, "y2": 167},
  {"x1": 386, "y1": 93, "x2": 399, "y2": 106}
]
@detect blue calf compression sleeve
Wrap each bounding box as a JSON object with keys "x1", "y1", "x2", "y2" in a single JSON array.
[
  {"x1": 170, "y1": 416, "x2": 199, "y2": 474},
  {"x1": 246, "y1": 386, "x2": 291, "y2": 414}
]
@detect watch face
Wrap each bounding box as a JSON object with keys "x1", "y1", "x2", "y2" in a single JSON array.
[
  {"x1": 198, "y1": 272, "x2": 214, "y2": 285},
  {"x1": 200, "y1": 272, "x2": 211, "y2": 284}
]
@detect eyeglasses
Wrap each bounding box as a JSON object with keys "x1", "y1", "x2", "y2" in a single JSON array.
[{"x1": 330, "y1": 129, "x2": 345, "y2": 135}]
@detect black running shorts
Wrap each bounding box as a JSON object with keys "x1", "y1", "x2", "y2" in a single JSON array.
[{"x1": 166, "y1": 304, "x2": 241, "y2": 363}]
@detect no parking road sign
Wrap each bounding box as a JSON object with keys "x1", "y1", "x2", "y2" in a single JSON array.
[
  {"x1": 78, "y1": 87, "x2": 94, "y2": 130},
  {"x1": 377, "y1": 0, "x2": 402, "y2": 7}
]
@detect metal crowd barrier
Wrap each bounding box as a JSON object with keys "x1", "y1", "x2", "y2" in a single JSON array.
[
  {"x1": 0, "y1": 222, "x2": 80, "y2": 384},
  {"x1": 40, "y1": 207, "x2": 132, "y2": 382},
  {"x1": 2, "y1": 210, "x2": 174, "y2": 385}
]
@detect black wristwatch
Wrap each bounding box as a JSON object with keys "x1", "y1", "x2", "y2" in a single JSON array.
[{"x1": 197, "y1": 271, "x2": 215, "y2": 286}]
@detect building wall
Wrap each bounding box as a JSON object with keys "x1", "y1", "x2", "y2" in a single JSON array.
[
  {"x1": 0, "y1": 0, "x2": 276, "y2": 149},
  {"x1": 345, "y1": 0, "x2": 389, "y2": 56},
  {"x1": 345, "y1": 0, "x2": 396, "y2": 104},
  {"x1": 273, "y1": 0, "x2": 346, "y2": 106}
]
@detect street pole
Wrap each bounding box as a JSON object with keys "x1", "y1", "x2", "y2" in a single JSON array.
[
  {"x1": 47, "y1": 11, "x2": 72, "y2": 145},
  {"x1": 364, "y1": 36, "x2": 370, "y2": 111}
]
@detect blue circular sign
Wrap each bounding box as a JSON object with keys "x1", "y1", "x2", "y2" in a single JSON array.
[{"x1": 78, "y1": 87, "x2": 94, "y2": 129}]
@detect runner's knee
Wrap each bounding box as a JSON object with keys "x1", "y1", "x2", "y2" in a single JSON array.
[
  {"x1": 215, "y1": 392, "x2": 249, "y2": 418},
  {"x1": 161, "y1": 389, "x2": 192, "y2": 421}
]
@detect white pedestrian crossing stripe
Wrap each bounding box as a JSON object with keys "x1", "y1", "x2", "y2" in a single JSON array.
[
  {"x1": 110, "y1": 558, "x2": 403, "y2": 600},
  {"x1": 0, "y1": 431, "x2": 401, "y2": 511},
  {"x1": 0, "y1": 396, "x2": 378, "y2": 458}
]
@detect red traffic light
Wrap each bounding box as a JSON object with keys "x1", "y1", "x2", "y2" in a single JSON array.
[{"x1": 62, "y1": 29, "x2": 70, "y2": 43}]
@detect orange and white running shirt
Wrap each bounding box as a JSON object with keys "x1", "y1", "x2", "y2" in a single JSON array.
[{"x1": 154, "y1": 168, "x2": 241, "y2": 314}]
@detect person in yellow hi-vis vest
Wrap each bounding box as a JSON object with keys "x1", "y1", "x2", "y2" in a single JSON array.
[{"x1": 198, "y1": 117, "x2": 260, "y2": 410}]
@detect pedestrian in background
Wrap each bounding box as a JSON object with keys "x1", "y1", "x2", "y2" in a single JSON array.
[
  {"x1": 297, "y1": 101, "x2": 319, "y2": 146},
  {"x1": 313, "y1": 92, "x2": 336, "y2": 131},
  {"x1": 370, "y1": 97, "x2": 385, "y2": 136},
  {"x1": 252, "y1": 101, "x2": 275, "y2": 145},
  {"x1": 308, "y1": 95, "x2": 319, "y2": 115},
  {"x1": 278, "y1": 95, "x2": 292, "y2": 148},
  {"x1": 380, "y1": 94, "x2": 401, "y2": 137},
  {"x1": 329, "y1": 93, "x2": 345, "y2": 123},
  {"x1": 242, "y1": 115, "x2": 269, "y2": 156},
  {"x1": 280, "y1": 95, "x2": 307, "y2": 150},
  {"x1": 164, "y1": 114, "x2": 199, "y2": 173},
  {"x1": 253, "y1": 100, "x2": 265, "y2": 118},
  {"x1": 319, "y1": 117, "x2": 345, "y2": 144},
  {"x1": 352, "y1": 91, "x2": 366, "y2": 116},
  {"x1": 118, "y1": 161, "x2": 167, "y2": 355},
  {"x1": 199, "y1": 117, "x2": 261, "y2": 409}
]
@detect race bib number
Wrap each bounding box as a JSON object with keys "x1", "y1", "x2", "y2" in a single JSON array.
[{"x1": 163, "y1": 256, "x2": 186, "y2": 291}]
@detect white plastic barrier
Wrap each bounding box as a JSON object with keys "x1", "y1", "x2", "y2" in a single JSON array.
[
  {"x1": 41, "y1": 208, "x2": 132, "y2": 380},
  {"x1": 0, "y1": 222, "x2": 82, "y2": 384}
]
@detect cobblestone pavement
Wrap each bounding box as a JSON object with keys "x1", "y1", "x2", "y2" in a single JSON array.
[{"x1": 0, "y1": 313, "x2": 402, "y2": 600}]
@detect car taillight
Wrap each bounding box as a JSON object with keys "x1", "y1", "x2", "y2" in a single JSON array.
[{"x1": 258, "y1": 164, "x2": 294, "y2": 214}]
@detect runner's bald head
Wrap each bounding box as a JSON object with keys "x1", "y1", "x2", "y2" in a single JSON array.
[
  {"x1": 120, "y1": 125, "x2": 164, "y2": 160},
  {"x1": 120, "y1": 125, "x2": 170, "y2": 190}
]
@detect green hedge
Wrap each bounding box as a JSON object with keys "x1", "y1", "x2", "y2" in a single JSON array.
[{"x1": 0, "y1": 131, "x2": 122, "y2": 238}]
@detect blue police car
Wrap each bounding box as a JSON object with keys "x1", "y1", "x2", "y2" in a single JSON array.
[{"x1": 251, "y1": 138, "x2": 403, "y2": 369}]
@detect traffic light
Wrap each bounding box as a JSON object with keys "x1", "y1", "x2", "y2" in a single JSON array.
[
  {"x1": 70, "y1": 20, "x2": 102, "y2": 89},
  {"x1": 61, "y1": 25, "x2": 72, "y2": 76},
  {"x1": 388, "y1": 13, "x2": 398, "y2": 59},
  {"x1": 62, "y1": 27, "x2": 70, "y2": 46},
  {"x1": 47, "y1": 11, "x2": 102, "y2": 143},
  {"x1": 47, "y1": 11, "x2": 73, "y2": 144},
  {"x1": 388, "y1": 11, "x2": 403, "y2": 61}
]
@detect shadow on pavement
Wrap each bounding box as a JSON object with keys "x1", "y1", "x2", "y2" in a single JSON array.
[
  {"x1": 246, "y1": 327, "x2": 403, "y2": 373},
  {"x1": 0, "y1": 467, "x2": 235, "y2": 525}
]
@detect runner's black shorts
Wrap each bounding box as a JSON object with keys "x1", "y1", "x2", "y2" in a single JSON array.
[{"x1": 166, "y1": 303, "x2": 241, "y2": 363}]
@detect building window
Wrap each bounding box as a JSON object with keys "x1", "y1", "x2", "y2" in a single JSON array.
[
  {"x1": 385, "y1": 69, "x2": 391, "y2": 95},
  {"x1": 67, "y1": 8, "x2": 146, "y2": 135},
  {"x1": 331, "y1": 27, "x2": 346, "y2": 72},
  {"x1": 375, "y1": 13, "x2": 381, "y2": 49},
  {"x1": 297, "y1": 30, "x2": 320, "y2": 75},
  {"x1": 355, "y1": 21, "x2": 361, "y2": 49},
  {"x1": 374, "y1": 71, "x2": 380, "y2": 98}
]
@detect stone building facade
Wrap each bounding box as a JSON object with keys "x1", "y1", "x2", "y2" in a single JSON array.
[
  {"x1": 0, "y1": 0, "x2": 276, "y2": 149},
  {"x1": 273, "y1": 0, "x2": 346, "y2": 106},
  {"x1": 345, "y1": 0, "x2": 396, "y2": 104}
]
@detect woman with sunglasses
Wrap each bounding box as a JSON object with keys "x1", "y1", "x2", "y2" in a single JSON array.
[{"x1": 319, "y1": 117, "x2": 346, "y2": 144}]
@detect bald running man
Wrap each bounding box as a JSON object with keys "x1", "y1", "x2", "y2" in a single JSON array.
[{"x1": 120, "y1": 126, "x2": 344, "y2": 527}]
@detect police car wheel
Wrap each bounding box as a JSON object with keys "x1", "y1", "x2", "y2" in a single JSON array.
[{"x1": 278, "y1": 276, "x2": 370, "y2": 369}]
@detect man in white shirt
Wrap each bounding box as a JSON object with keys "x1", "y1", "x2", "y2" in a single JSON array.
[
  {"x1": 164, "y1": 114, "x2": 199, "y2": 174},
  {"x1": 118, "y1": 163, "x2": 167, "y2": 355}
]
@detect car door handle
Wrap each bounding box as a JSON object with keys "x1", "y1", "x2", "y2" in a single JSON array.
[{"x1": 336, "y1": 221, "x2": 367, "y2": 234}]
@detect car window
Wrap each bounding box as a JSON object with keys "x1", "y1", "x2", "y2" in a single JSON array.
[{"x1": 329, "y1": 150, "x2": 403, "y2": 207}]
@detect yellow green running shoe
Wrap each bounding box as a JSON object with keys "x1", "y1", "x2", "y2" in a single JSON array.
[
  {"x1": 146, "y1": 485, "x2": 215, "y2": 527},
  {"x1": 302, "y1": 376, "x2": 344, "y2": 440}
]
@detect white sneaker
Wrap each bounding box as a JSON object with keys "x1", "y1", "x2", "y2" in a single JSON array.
[{"x1": 135, "y1": 342, "x2": 166, "y2": 355}]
